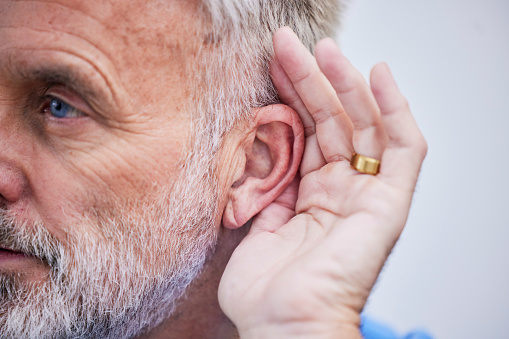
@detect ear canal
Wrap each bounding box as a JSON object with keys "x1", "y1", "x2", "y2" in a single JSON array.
[{"x1": 244, "y1": 124, "x2": 279, "y2": 181}]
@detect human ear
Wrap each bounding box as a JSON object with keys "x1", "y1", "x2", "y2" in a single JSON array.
[{"x1": 222, "y1": 104, "x2": 304, "y2": 229}]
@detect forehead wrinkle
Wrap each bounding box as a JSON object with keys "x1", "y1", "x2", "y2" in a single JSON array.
[
  {"x1": 5, "y1": 0, "x2": 199, "y2": 47},
  {"x1": 3, "y1": 0, "x2": 201, "y2": 91},
  {"x1": 0, "y1": 24, "x2": 114, "y2": 69},
  {"x1": 1, "y1": 25, "x2": 122, "y2": 107},
  {"x1": 12, "y1": 0, "x2": 196, "y2": 46},
  {"x1": 0, "y1": 25, "x2": 121, "y2": 97},
  {"x1": 7, "y1": 50, "x2": 120, "y2": 112},
  {"x1": 7, "y1": 0, "x2": 112, "y2": 26}
]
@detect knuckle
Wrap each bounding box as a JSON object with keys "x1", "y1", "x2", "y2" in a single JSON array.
[
  {"x1": 312, "y1": 106, "x2": 342, "y2": 125},
  {"x1": 401, "y1": 97, "x2": 410, "y2": 109},
  {"x1": 334, "y1": 79, "x2": 356, "y2": 97},
  {"x1": 389, "y1": 96, "x2": 410, "y2": 115},
  {"x1": 418, "y1": 138, "x2": 429, "y2": 159},
  {"x1": 289, "y1": 65, "x2": 319, "y2": 86},
  {"x1": 410, "y1": 133, "x2": 428, "y2": 159},
  {"x1": 354, "y1": 120, "x2": 379, "y2": 133},
  {"x1": 336, "y1": 74, "x2": 364, "y2": 97},
  {"x1": 397, "y1": 97, "x2": 411, "y2": 113},
  {"x1": 327, "y1": 153, "x2": 350, "y2": 163}
]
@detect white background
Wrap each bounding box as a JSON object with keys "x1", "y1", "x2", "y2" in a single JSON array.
[{"x1": 338, "y1": 0, "x2": 509, "y2": 338}]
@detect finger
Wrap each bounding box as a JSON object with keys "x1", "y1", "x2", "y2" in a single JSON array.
[
  {"x1": 270, "y1": 60, "x2": 327, "y2": 176},
  {"x1": 249, "y1": 175, "x2": 300, "y2": 235},
  {"x1": 273, "y1": 27, "x2": 354, "y2": 165},
  {"x1": 315, "y1": 38, "x2": 388, "y2": 160},
  {"x1": 270, "y1": 60, "x2": 316, "y2": 136},
  {"x1": 370, "y1": 63, "x2": 427, "y2": 187}
]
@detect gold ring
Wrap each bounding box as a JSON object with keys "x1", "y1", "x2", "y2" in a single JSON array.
[{"x1": 350, "y1": 153, "x2": 380, "y2": 175}]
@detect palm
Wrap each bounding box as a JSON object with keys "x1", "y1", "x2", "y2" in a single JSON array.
[{"x1": 219, "y1": 27, "x2": 426, "y2": 335}]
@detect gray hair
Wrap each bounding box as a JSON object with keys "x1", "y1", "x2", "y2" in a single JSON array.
[{"x1": 188, "y1": 0, "x2": 344, "y2": 164}]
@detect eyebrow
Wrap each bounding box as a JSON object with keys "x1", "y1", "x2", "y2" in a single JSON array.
[{"x1": 14, "y1": 65, "x2": 116, "y2": 113}]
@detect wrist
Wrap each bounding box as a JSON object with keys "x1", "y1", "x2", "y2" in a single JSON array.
[{"x1": 238, "y1": 322, "x2": 363, "y2": 339}]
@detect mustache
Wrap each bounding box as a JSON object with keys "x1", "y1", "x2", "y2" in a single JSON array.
[{"x1": 0, "y1": 211, "x2": 62, "y2": 270}]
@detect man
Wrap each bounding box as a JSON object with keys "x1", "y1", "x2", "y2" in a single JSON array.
[{"x1": 0, "y1": 0, "x2": 427, "y2": 338}]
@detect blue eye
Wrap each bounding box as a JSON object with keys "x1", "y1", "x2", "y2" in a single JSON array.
[{"x1": 48, "y1": 98, "x2": 83, "y2": 118}]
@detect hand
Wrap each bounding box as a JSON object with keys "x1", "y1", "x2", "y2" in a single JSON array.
[{"x1": 219, "y1": 27, "x2": 427, "y2": 338}]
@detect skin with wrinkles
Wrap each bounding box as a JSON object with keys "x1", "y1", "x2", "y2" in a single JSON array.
[
  {"x1": 0, "y1": 1, "x2": 426, "y2": 338},
  {"x1": 0, "y1": 0, "x2": 242, "y2": 337},
  {"x1": 1, "y1": 0, "x2": 195, "y2": 225},
  {"x1": 1, "y1": 1, "x2": 304, "y2": 337}
]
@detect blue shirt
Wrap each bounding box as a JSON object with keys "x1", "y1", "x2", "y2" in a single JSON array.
[{"x1": 361, "y1": 315, "x2": 433, "y2": 339}]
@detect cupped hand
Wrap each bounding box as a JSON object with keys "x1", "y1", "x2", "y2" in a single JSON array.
[{"x1": 219, "y1": 27, "x2": 427, "y2": 338}]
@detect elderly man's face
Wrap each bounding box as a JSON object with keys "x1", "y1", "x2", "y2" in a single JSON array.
[{"x1": 0, "y1": 0, "x2": 223, "y2": 337}]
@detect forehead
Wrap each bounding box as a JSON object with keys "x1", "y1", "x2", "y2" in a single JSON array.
[
  {"x1": 0, "y1": 0, "x2": 198, "y2": 43},
  {"x1": 0, "y1": 0, "x2": 201, "y2": 104}
]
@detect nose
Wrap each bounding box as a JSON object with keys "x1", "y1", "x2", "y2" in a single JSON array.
[
  {"x1": 0, "y1": 162, "x2": 26, "y2": 204},
  {"x1": 0, "y1": 107, "x2": 27, "y2": 205}
]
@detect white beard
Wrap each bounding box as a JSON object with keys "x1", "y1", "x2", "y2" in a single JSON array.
[{"x1": 0, "y1": 152, "x2": 220, "y2": 338}]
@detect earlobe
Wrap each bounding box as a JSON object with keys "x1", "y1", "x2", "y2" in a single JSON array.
[{"x1": 222, "y1": 104, "x2": 304, "y2": 229}]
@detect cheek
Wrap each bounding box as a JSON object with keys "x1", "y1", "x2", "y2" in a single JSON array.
[{"x1": 25, "y1": 141, "x2": 184, "y2": 241}]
